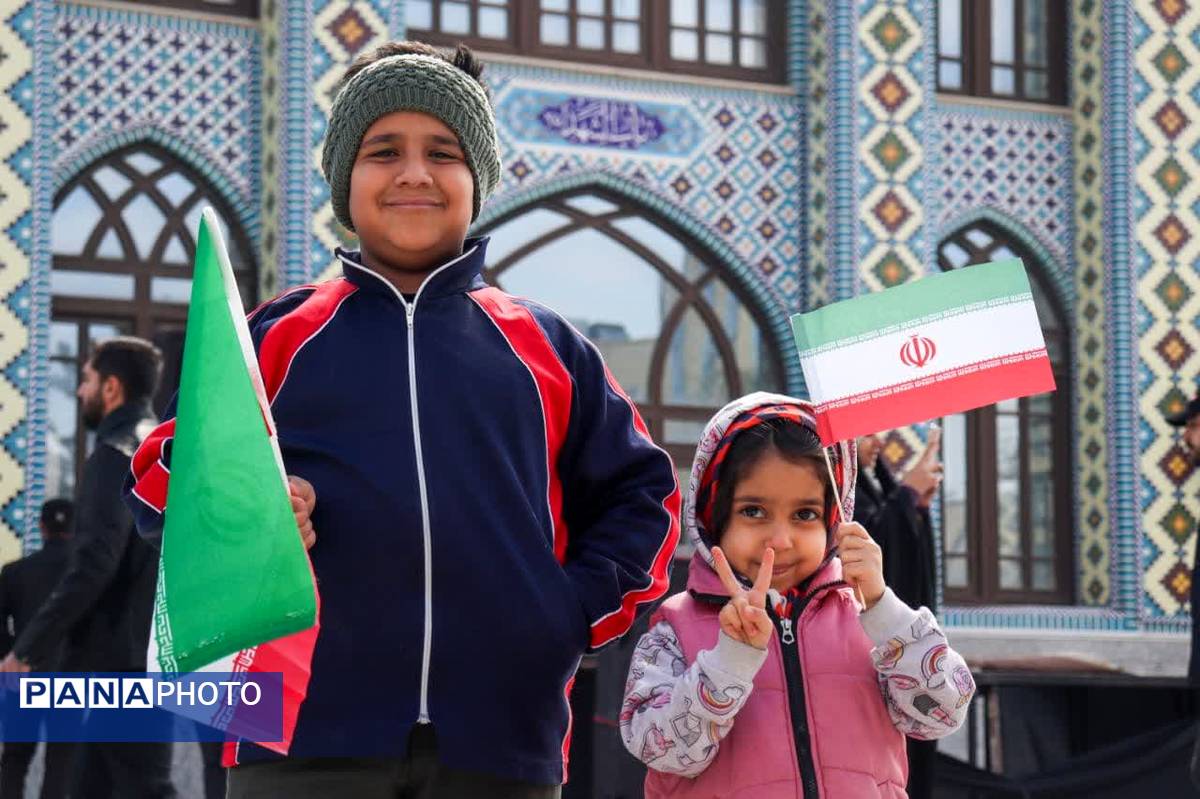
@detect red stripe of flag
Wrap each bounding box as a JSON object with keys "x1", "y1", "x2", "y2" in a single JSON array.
[{"x1": 816, "y1": 354, "x2": 1055, "y2": 444}]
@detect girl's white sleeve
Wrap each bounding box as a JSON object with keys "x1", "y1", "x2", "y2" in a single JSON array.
[
  {"x1": 620, "y1": 619, "x2": 767, "y2": 777},
  {"x1": 859, "y1": 588, "x2": 976, "y2": 740}
]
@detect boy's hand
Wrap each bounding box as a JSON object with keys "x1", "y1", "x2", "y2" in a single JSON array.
[
  {"x1": 0, "y1": 654, "x2": 30, "y2": 674},
  {"x1": 288, "y1": 476, "x2": 317, "y2": 550},
  {"x1": 834, "y1": 523, "x2": 885, "y2": 609},
  {"x1": 711, "y1": 546, "x2": 775, "y2": 650}
]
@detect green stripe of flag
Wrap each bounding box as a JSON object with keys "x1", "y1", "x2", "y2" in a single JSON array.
[
  {"x1": 792, "y1": 258, "x2": 1032, "y2": 352},
  {"x1": 156, "y1": 208, "x2": 317, "y2": 673}
]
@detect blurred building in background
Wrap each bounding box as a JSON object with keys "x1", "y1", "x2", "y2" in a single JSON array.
[{"x1": 1, "y1": 0, "x2": 1197, "y2": 794}]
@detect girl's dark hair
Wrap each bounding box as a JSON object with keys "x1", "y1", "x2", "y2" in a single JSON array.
[
  {"x1": 338, "y1": 41, "x2": 489, "y2": 99},
  {"x1": 705, "y1": 418, "x2": 835, "y2": 544}
]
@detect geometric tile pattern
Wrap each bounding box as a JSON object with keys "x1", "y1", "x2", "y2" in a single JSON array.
[
  {"x1": 17, "y1": 3, "x2": 263, "y2": 555},
  {"x1": 856, "y1": 2, "x2": 925, "y2": 294},
  {"x1": 1108, "y1": 0, "x2": 1140, "y2": 626},
  {"x1": 258, "y1": 0, "x2": 282, "y2": 298},
  {"x1": 805, "y1": 0, "x2": 831, "y2": 309},
  {"x1": 309, "y1": 0, "x2": 392, "y2": 281},
  {"x1": 485, "y1": 68, "x2": 803, "y2": 309},
  {"x1": 828, "y1": 0, "x2": 857, "y2": 300},
  {"x1": 1073, "y1": 0, "x2": 1112, "y2": 607},
  {"x1": 0, "y1": 1, "x2": 34, "y2": 559},
  {"x1": 933, "y1": 109, "x2": 1073, "y2": 273},
  {"x1": 51, "y1": 6, "x2": 259, "y2": 204},
  {"x1": 275, "y1": 0, "x2": 314, "y2": 290},
  {"x1": 1134, "y1": 0, "x2": 1200, "y2": 618}
]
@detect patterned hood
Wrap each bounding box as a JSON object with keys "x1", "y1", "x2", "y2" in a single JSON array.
[{"x1": 684, "y1": 392, "x2": 858, "y2": 580}]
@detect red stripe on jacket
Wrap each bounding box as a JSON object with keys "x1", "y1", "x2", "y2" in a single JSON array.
[
  {"x1": 130, "y1": 281, "x2": 357, "y2": 510},
  {"x1": 258, "y1": 280, "x2": 359, "y2": 404},
  {"x1": 588, "y1": 363, "x2": 682, "y2": 649},
  {"x1": 129, "y1": 418, "x2": 176, "y2": 512},
  {"x1": 469, "y1": 287, "x2": 574, "y2": 564}
]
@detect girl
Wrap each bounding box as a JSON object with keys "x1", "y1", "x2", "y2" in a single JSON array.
[{"x1": 621, "y1": 393, "x2": 974, "y2": 798}]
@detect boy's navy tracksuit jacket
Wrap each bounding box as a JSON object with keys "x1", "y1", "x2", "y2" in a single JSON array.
[{"x1": 124, "y1": 238, "x2": 682, "y2": 784}]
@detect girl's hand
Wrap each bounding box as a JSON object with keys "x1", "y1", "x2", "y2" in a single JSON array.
[
  {"x1": 834, "y1": 523, "x2": 885, "y2": 609},
  {"x1": 288, "y1": 475, "x2": 317, "y2": 550},
  {"x1": 711, "y1": 546, "x2": 775, "y2": 650}
]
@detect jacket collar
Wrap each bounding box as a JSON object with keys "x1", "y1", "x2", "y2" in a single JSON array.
[
  {"x1": 95, "y1": 400, "x2": 154, "y2": 441},
  {"x1": 335, "y1": 236, "x2": 490, "y2": 303}
]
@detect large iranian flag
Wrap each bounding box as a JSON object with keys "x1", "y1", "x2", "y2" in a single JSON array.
[
  {"x1": 148, "y1": 208, "x2": 319, "y2": 754},
  {"x1": 792, "y1": 258, "x2": 1056, "y2": 445}
]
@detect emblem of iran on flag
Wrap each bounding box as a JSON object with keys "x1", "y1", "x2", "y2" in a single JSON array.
[{"x1": 791, "y1": 258, "x2": 1056, "y2": 445}]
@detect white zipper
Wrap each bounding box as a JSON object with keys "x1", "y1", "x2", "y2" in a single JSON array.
[
  {"x1": 337, "y1": 246, "x2": 478, "y2": 725},
  {"x1": 780, "y1": 617, "x2": 795, "y2": 645}
]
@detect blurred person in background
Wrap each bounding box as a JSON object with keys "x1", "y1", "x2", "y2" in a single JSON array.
[
  {"x1": 855, "y1": 427, "x2": 943, "y2": 799},
  {"x1": 0, "y1": 498, "x2": 76, "y2": 799},
  {"x1": 1165, "y1": 390, "x2": 1200, "y2": 790},
  {"x1": 0, "y1": 337, "x2": 174, "y2": 798}
]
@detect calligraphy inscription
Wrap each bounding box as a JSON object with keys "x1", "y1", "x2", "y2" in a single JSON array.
[{"x1": 538, "y1": 97, "x2": 667, "y2": 150}]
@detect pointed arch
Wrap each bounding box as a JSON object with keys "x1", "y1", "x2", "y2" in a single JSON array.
[
  {"x1": 53, "y1": 125, "x2": 258, "y2": 249},
  {"x1": 476, "y1": 170, "x2": 801, "y2": 394},
  {"x1": 937, "y1": 206, "x2": 1072, "y2": 317},
  {"x1": 936, "y1": 216, "x2": 1074, "y2": 606},
  {"x1": 45, "y1": 139, "x2": 259, "y2": 502}
]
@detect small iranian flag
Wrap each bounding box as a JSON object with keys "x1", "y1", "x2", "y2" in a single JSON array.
[
  {"x1": 792, "y1": 258, "x2": 1056, "y2": 445},
  {"x1": 149, "y1": 208, "x2": 319, "y2": 753}
]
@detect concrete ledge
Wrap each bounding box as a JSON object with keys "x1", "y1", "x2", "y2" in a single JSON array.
[{"x1": 948, "y1": 628, "x2": 1190, "y2": 679}]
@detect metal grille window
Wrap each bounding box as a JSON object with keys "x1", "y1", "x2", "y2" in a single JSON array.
[
  {"x1": 937, "y1": 223, "x2": 1072, "y2": 604},
  {"x1": 48, "y1": 144, "x2": 256, "y2": 499},
  {"x1": 937, "y1": 0, "x2": 1067, "y2": 104},
  {"x1": 478, "y1": 189, "x2": 785, "y2": 479}
]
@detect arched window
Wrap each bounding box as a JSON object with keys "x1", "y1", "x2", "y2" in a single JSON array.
[
  {"x1": 479, "y1": 189, "x2": 785, "y2": 474},
  {"x1": 937, "y1": 222, "x2": 1071, "y2": 604},
  {"x1": 48, "y1": 143, "x2": 256, "y2": 500}
]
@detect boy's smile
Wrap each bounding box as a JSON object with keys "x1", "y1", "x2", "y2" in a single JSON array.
[{"x1": 349, "y1": 111, "x2": 475, "y2": 294}]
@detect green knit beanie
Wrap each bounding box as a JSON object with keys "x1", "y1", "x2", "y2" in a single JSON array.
[{"x1": 321, "y1": 53, "x2": 503, "y2": 230}]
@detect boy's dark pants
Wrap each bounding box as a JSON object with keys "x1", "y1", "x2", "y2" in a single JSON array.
[{"x1": 226, "y1": 726, "x2": 561, "y2": 799}]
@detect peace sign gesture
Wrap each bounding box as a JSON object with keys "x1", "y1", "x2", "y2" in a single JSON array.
[{"x1": 711, "y1": 546, "x2": 776, "y2": 650}]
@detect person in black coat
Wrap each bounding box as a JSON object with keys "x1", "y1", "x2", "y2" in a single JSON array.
[
  {"x1": 854, "y1": 427, "x2": 942, "y2": 799},
  {"x1": 1166, "y1": 391, "x2": 1200, "y2": 789},
  {"x1": 0, "y1": 337, "x2": 175, "y2": 798},
  {"x1": 0, "y1": 499, "x2": 76, "y2": 799}
]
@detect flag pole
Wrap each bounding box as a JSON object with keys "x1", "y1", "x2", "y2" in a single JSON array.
[{"x1": 822, "y1": 445, "x2": 867, "y2": 609}]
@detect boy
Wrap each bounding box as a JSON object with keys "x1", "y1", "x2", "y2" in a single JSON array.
[{"x1": 125, "y1": 41, "x2": 681, "y2": 797}]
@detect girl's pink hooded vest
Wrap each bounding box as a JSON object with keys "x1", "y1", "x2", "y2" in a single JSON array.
[{"x1": 644, "y1": 392, "x2": 908, "y2": 798}]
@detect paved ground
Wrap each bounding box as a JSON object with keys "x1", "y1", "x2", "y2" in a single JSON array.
[{"x1": 9, "y1": 741, "x2": 209, "y2": 798}]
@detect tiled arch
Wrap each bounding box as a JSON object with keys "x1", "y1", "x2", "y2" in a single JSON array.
[{"x1": 477, "y1": 170, "x2": 803, "y2": 395}]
